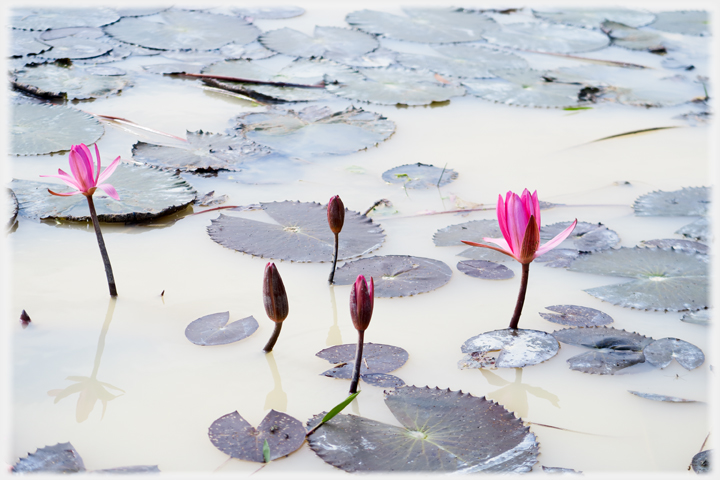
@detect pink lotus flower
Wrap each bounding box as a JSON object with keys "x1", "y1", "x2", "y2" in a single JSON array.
[
  {"x1": 41, "y1": 143, "x2": 121, "y2": 199},
  {"x1": 463, "y1": 189, "x2": 577, "y2": 264}
]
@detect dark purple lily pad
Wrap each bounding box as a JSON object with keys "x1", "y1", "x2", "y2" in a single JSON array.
[
  {"x1": 541, "y1": 221, "x2": 619, "y2": 253},
  {"x1": 634, "y1": 187, "x2": 711, "y2": 216},
  {"x1": 643, "y1": 338, "x2": 704, "y2": 370},
  {"x1": 332, "y1": 255, "x2": 452, "y2": 297},
  {"x1": 534, "y1": 249, "x2": 580, "y2": 268},
  {"x1": 185, "y1": 312, "x2": 259, "y2": 346},
  {"x1": 628, "y1": 390, "x2": 697, "y2": 403},
  {"x1": 317, "y1": 343, "x2": 408, "y2": 380},
  {"x1": 94, "y1": 465, "x2": 161, "y2": 473},
  {"x1": 460, "y1": 328, "x2": 560, "y2": 369},
  {"x1": 567, "y1": 350, "x2": 646, "y2": 375},
  {"x1": 457, "y1": 260, "x2": 514, "y2": 280},
  {"x1": 307, "y1": 385, "x2": 538, "y2": 473},
  {"x1": 552, "y1": 326, "x2": 653, "y2": 350},
  {"x1": 361, "y1": 373, "x2": 405, "y2": 388},
  {"x1": 641, "y1": 239, "x2": 709, "y2": 254},
  {"x1": 208, "y1": 410, "x2": 305, "y2": 462},
  {"x1": 207, "y1": 201, "x2": 384, "y2": 263},
  {"x1": 382, "y1": 163, "x2": 458, "y2": 189},
  {"x1": 691, "y1": 450, "x2": 711, "y2": 474},
  {"x1": 12, "y1": 442, "x2": 85, "y2": 473},
  {"x1": 539, "y1": 305, "x2": 613, "y2": 327}
]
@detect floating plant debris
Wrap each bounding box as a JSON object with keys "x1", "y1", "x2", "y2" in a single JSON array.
[
  {"x1": 7, "y1": 189, "x2": 19, "y2": 229},
  {"x1": 533, "y1": 249, "x2": 579, "y2": 268},
  {"x1": 539, "y1": 305, "x2": 614, "y2": 327},
  {"x1": 196, "y1": 191, "x2": 228, "y2": 207},
  {"x1": 13, "y1": 163, "x2": 197, "y2": 222},
  {"x1": 633, "y1": 187, "x2": 711, "y2": 216},
  {"x1": 641, "y1": 238, "x2": 709, "y2": 254},
  {"x1": 207, "y1": 201, "x2": 385, "y2": 263},
  {"x1": 541, "y1": 221, "x2": 619, "y2": 253},
  {"x1": 332, "y1": 255, "x2": 452, "y2": 297},
  {"x1": 628, "y1": 391, "x2": 697, "y2": 403},
  {"x1": 462, "y1": 69, "x2": 584, "y2": 108},
  {"x1": 12, "y1": 63, "x2": 131, "y2": 101},
  {"x1": 643, "y1": 337, "x2": 704, "y2": 370},
  {"x1": 650, "y1": 11, "x2": 710, "y2": 36},
  {"x1": 39, "y1": 37, "x2": 113, "y2": 60},
  {"x1": 601, "y1": 21, "x2": 668, "y2": 51},
  {"x1": 682, "y1": 309, "x2": 710, "y2": 326},
  {"x1": 231, "y1": 106, "x2": 395, "y2": 157},
  {"x1": 382, "y1": 163, "x2": 458, "y2": 189},
  {"x1": 260, "y1": 26, "x2": 379, "y2": 58},
  {"x1": 676, "y1": 217, "x2": 710, "y2": 243},
  {"x1": 208, "y1": 410, "x2": 305, "y2": 462},
  {"x1": 11, "y1": 104, "x2": 104, "y2": 156},
  {"x1": 12, "y1": 442, "x2": 159, "y2": 473},
  {"x1": 568, "y1": 247, "x2": 709, "y2": 311},
  {"x1": 553, "y1": 326, "x2": 652, "y2": 374},
  {"x1": 346, "y1": 8, "x2": 498, "y2": 43},
  {"x1": 184, "y1": 312, "x2": 259, "y2": 346},
  {"x1": 457, "y1": 260, "x2": 514, "y2": 280},
  {"x1": 231, "y1": 6, "x2": 305, "y2": 19},
  {"x1": 460, "y1": 328, "x2": 560, "y2": 369},
  {"x1": 11, "y1": 8, "x2": 120, "y2": 30},
  {"x1": 532, "y1": 7, "x2": 655, "y2": 29},
  {"x1": 10, "y1": 30, "x2": 50, "y2": 57},
  {"x1": 104, "y1": 9, "x2": 259, "y2": 51},
  {"x1": 482, "y1": 21, "x2": 610, "y2": 53},
  {"x1": 691, "y1": 450, "x2": 711, "y2": 474},
  {"x1": 316, "y1": 343, "x2": 408, "y2": 384},
  {"x1": 307, "y1": 385, "x2": 538, "y2": 473}
]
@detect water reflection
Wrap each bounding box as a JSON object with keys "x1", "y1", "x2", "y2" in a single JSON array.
[
  {"x1": 326, "y1": 285, "x2": 342, "y2": 346},
  {"x1": 264, "y1": 352, "x2": 287, "y2": 412},
  {"x1": 47, "y1": 298, "x2": 124, "y2": 422},
  {"x1": 481, "y1": 368, "x2": 559, "y2": 419}
]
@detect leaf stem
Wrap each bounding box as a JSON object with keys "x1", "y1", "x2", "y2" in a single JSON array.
[
  {"x1": 509, "y1": 263, "x2": 529, "y2": 329},
  {"x1": 263, "y1": 322, "x2": 283, "y2": 353},
  {"x1": 86, "y1": 196, "x2": 117, "y2": 297},
  {"x1": 349, "y1": 331, "x2": 365, "y2": 394},
  {"x1": 328, "y1": 232, "x2": 339, "y2": 284}
]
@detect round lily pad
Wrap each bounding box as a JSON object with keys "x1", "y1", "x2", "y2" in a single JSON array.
[
  {"x1": 332, "y1": 255, "x2": 452, "y2": 297},
  {"x1": 436, "y1": 219, "x2": 508, "y2": 263},
  {"x1": 552, "y1": 326, "x2": 652, "y2": 350},
  {"x1": 539, "y1": 305, "x2": 613, "y2": 327},
  {"x1": 541, "y1": 221, "x2": 619, "y2": 253},
  {"x1": 628, "y1": 391, "x2": 696, "y2": 403},
  {"x1": 323, "y1": 48, "x2": 397, "y2": 68},
  {"x1": 12, "y1": 443, "x2": 85, "y2": 473},
  {"x1": 232, "y1": 106, "x2": 395, "y2": 157},
  {"x1": 209, "y1": 410, "x2": 305, "y2": 462},
  {"x1": 260, "y1": 26, "x2": 378, "y2": 58},
  {"x1": 40, "y1": 37, "x2": 113, "y2": 60},
  {"x1": 12, "y1": 63, "x2": 131, "y2": 101},
  {"x1": 317, "y1": 343, "x2": 408, "y2": 380},
  {"x1": 457, "y1": 260, "x2": 514, "y2": 280},
  {"x1": 10, "y1": 30, "x2": 51, "y2": 57},
  {"x1": 105, "y1": 10, "x2": 260, "y2": 51},
  {"x1": 207, "y1": 201, "x2": 385, "y2": 263},
  {"x1": 533, "y1": 7, "x2": 655, "y2": 29},
  {"x1": 482, "y1": 21, "x2": 610, "y2": 53},
  {"x1": 533, "y1": 249, "x2": 580, "y2": 268},
  {"x1": 185, "y1": 312, "x2": 259, "y2": 346},
  {"x1": 641, "y1": 239, "x2": 709, "y2": 254},
  {"x1": 691, "y1": 450, "x2": 711, "y2": 474},
  {"x1": 650, "y1": 11, "x2": 709, "y2": 36},
  {"x1": 460, "y1": 328, "x2": 560, "y2": 368},
  {"x1": 677, "y1": 217, "x2": 710, "y2": 242},
  {"x1": 601, "y1": 21, "x2": 667, "y2": 51},
  {"x1": 463, "y1": 69, "x2": 583, "y2": 108},
  {"x1": 12, "y1": 163, "x2": 197, "y2": 223},
  {"x1": 307, "y1": 385, "x2": 538, "y2": 473},
  {"x1": 634, "y1": 187, "x2": 711, "y2": 216},
  {"x1": 11, "y1": 104, "x2": 104, "y2": 156},
  {"x1": 396, "y1": 49, "x2": 520, "y2": 80},
  {"x1": 643, "y1": 338, "x2": 704, "y2": 370},
  {"x1": 11, "y1": 8, "x2": 120, "y2": 30},
  {"x1": 566, "y1": 350, "x2": 646, "y2": 375},
  {"x1": 38, "y1": 27, "x2": 105, "y2": 42},
  {"x1": 382, "y1": 163, "x2": 458, "y2": 189}
]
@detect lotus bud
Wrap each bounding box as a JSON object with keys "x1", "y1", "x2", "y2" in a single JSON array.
[
  {"x1": 349, "y1": 275, "x2": 374, "y2": 332},
  {"x1": 327, "y1": 195, "x2": 345, "y2": 234},
  {"x1": 263, "y1": 262, "x2": 288, "y2": 323}
]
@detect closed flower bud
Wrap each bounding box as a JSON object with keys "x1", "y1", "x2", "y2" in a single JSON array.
[
  {"x1": 327, "y1": 195, "x2": 345, "y2": 234},
  {"x1": 349, "y1": 275, "x2": 374, "y2": 332},
  {"x1": 263, "y1": 262, "x2": 289, "y2": 323}
]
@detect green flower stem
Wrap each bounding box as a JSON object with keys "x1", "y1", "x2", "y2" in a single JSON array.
[
  {"x1": 349, "y1": 330, "x2": 365, "y2": 394},
  {"x1": 86, "y1": 196, "x2": 117, "y2": 297},
  {"x1": 509, "y1": 263, "x2": 530, "y2": 329},
  {"x1": 263, "y1": 322, "x2": 283, "y2": 353},
  {"x1": 328, "y1": 232, "x2": 339, "y2": 284}
]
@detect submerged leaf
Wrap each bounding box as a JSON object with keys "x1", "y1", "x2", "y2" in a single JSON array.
[
  {"x1": 317, "y1": 343, "x2": 408, "y2": 384},
  {"x1": 457, "y1": 260, "x2": 514, "y2": 280},
  {"x1": 460, "y1": 328, "x2": 560, "y2": 368},
  {"x1": 13, "y1": 442, "x2": 85, "y2": 473},
  {"x1": 634, "y1": 187, "x2": 711, "y2": 216},
  {"x1": 12, "y1": 104, "x2": 102, "y2": 155},
  {"x1": 642, "y1": 338, "x2": 704, "y2": 370},
  {"x1": 628, "y1": 390, "x2": 697, "y2": 403},
  {"x1": 539, "y1": 305, "x2": 613, "y2": 327},
  {"x1": 260, "y1": 26, "x2": 378, "y2": 58},
  {"x1": 12, "y1": 63, "x2": 131, "y2": 100},
  {"x1": 567, "y1": 350, "x2": 646, "y2": 375},
  {"x1": 382, "y1": 163, "x2": 458, "y2": 189},
  {"x1": 185, "y1": 312, "x2": 259, "y2": 346}
]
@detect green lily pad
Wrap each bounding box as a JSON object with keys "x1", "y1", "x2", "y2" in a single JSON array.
[
  {"x1": 11, "y1": 104, "x2": 104, "y2": 156},
  {"x1": 642, "y1": 337, "x2": 704, "y2": 370},
  {"x1": 650, "y1": 11, "x2": 709, "y2": 36},
  {"x1": 382, "y1": 163, "x2": 458, "y2": 189},
  {"x1": 12, "y1": 63, "x2": 131, "y2": 100},
  {"x1": 634, "y1": 187, "x2": 711, "y2": 216},
  {"x1": 12, "y1": 163, "x2": 197, "y2": 223},
  {"x1": 260, "y1": 26, "x2": 378, "y2": 58},
  {"x1": 539, "y1": 305, "x2": 614, "y2": 327},
  {"x1": 40, "y1": 37, "x2": 113, "y2": 60},
  {"x1": 207, "y1": 201, "x2": 385, "y2": 263},
  {"x1": 482, "y1": 21, "x2": 610, "y2": 53},
  {"x1": 677, "y1": 217, "x2": 710, "y2": 242},
  {"x1": 317, "y1": 343, "x2": 408, "y2": 382},
  {"x1": 691, "y1": 450, "x2": 711, "y2": 474},
  {"x1": 10, "y1": 8, "x2": 120, "y2": 30},
  {"x1": 601, "y1": 21, "x2": 668, "y2": 51},
  {"x1": 462, "y1": 69, "x2": 583, "y2": 108},
  {"x1": 457, "y1": 260, "x2": 514, "y2": 280},
  {"x1": 533, "y1": 7, "x2": 655, "y2": 29},
  {"x1": 460, "y1": 328, "x2": 560, "y2": 368},
  {"x1": 628, "y1": 390, "x2": 697, "y2": 403},
  {"x1": 185, "y1": 312, "x2": 259, "y2": 346},
  {"x1": 10, "y1": 29, "x2": 51, "y2": 57},
  {"x1": 307, "y1": 385, "x2": 538, "y2": 473}
]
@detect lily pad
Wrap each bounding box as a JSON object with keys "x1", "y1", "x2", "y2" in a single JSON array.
[
  {"x1": 10, "y1": 30, "x2": 51, "y2": 57},
  {"x1": 677, "y1": 217, "x2": 711, "y2": 242},
  {"x1": 7, "y1": 189, "x2": 19, "y2": 229},
  {"x1": 650, "y1": 11, "x2": 709, "y2": 36},
  {"x1": 682, "y1": 309, "x2": 710, "y2": 326},
  {"x1": 307, "y1": 385, "x2": 538, "y2": 473},
  {"x1": 482, "y1": 21, "x2": 610, "y2": 53},
  {"x1": 643, "y1": 338, "x2": 704, "y2": 370},
  {"x1": 12, "y1": 63, "x2": 131, "y2": 100},
  {"x1": 232, "y1": 6, "x2": 305, "y2": 19},
  {"x1": 209, "y1": 410, "x2": 305, "y2": 462},
  {"x1": 533, "y1": 249, "x2": 580, "y2": 268},
  {"x1": 601, "y1": 21, "x2": 667, "y2": 51},
  {"x1": 104, "y1": 9, "x2": 259, "y2": 51},
  {"x1": 457, "y1": 260, "x2": 514, "y2": 280},
  {"x1": 185, "y1": 312, "x2": 259, "y2": 346},
  {"x1": 628, "y1": 390, "x2": 697, "y2": 403},
  {"x1": 260, "y1": 26, "x2": 379, "y2": 58},
  {"x1": 323, "y1": 48, "x2": 397, "y2": 68},
  {"x1": 40, "y1": 37, "x2": 113, "y2": 60},
  {"x1": 382, "y1": 163, "x2": 458, "y2": 189},
  {"x1": 542, "y1": 221, "x2": 620, "y2": 253},
  {"x1": 94, "y1": 466, "x2": 161, "y2": 473},
  {"x1": 332, "y1": 255, "x2": 452, "y2": 297},
  {"x1": 542, "y1": 465, "x2": 583, "y2": 474},
  {"x1": 396, "y1": 48, "x2": 525, "y2": 79},
  {"x1": 691, "y1": 450, "x2": 711, "y2": 474},
  {"x1": 460, "y1": 328, "x2": 560, "y2": 368},
  {"x1": 231, "y1": 106, "x2": 395, "y2": 157},
  {"x1": 566, "y1": 350, "x2": 646, "y2": 375},
  {"x1": 462, "y1": 69, "x2": 584, "y2": 108},
  {"x1": 641, "y1": 239, "x2": 709, "y2": 254},
  {"x1": 533, "y1": 7, "x2": 655, "y2": 29},
  {"x1": 361, "y1": 373, "x2": 405, "y2": 388},
  {"x1": 346, "y1": 8, "x2": 498, "y2": 43},
  {"x1": 37, "y1": 26, "x2": 105, "y2": 42},
  {"x1": 326, "y1": 66, "x2": 466, "y2": 106},
  {"x1": 12, "y1": 163, "x2": 197, "y2": 222},
  {"x1": 540, "y1": 305, "x2": 613, "y2": 327},
  {"x1": 317, "y1": 343, "x2": 408, "y2": 381},
  {"x1": 207, "y1": 201, "x2": 384, "y2": 263},
  {"x1": 11, "y1": 8, "x2": 120, "y2": 30},
  {"x1": 568, "y1": 247, "x2": 709, "y2": 311},
  {"x1": 634, "y1": 187, "x2": 711, "y2": 216},
  {"x1": 11, "y1": 104, "x2": 104, "y2": 156},
  {"x1": 12, "y1": 442, "x2": 85, "y2": 473}
]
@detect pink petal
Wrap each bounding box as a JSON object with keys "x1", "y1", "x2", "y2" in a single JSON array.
[
  {"x1": 482, "y1": 236, "x2": 512, "y2": 252},
  {"x1": 48, "y1": 188, "x2": 82, "y2": 197},
  {"x1": 496, "y1": 194, "x2": 511, "y2": 245},
  {"x1": 97, "y1": 183, "x2": 120, "y2": 200},
  {"x1": 41, "y1": 169, "x2": 83, "y2": 191},
  {"x1": 461, "y1": 240, "x2": 520, "y2": 262},
  {"x1": 96, "y1": 156, "x2": 121, "y2": 184},
  {"x1": 530, "y1": 190, "x2": 541, "y2": 227},
  {"x1": 93, "y1": 144, "x2": 102, "y2": 184},
  {"x1": 69, "y1": 144, "x2": 95, "y2": 191},
  {"x1": 535, "y1": 219, "x2": 578, "y2": 258}
]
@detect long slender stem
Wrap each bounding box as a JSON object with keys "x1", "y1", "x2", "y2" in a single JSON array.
[
  {"x1": 509, "y1": 263, "x2": 530, "y2": 329},
  {"x1": 86, "y1": 196, "x2": 117, "y2": 297},
  {"x1": 349, "y1": 331, "x2": 365, "y2": 394},
  {"x1": 328, "y1": 232, "x2": 339, "y2": 284},
  {"x1": 263, "y1": 322, "x2": 283, "y2": 353}
]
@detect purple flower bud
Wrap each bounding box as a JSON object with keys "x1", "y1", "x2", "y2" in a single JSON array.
[
  {"x1": 327, "y1": 195, "x2": 345, "y2": 234},
  {"x1": 349, "y1": 275, "x2": 374, "y2": 332},
  {"x1": 263, "y1": 262, "x2": 289, "y2": 323}
]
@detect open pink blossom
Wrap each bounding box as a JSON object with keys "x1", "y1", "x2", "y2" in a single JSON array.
[
  {"x1": 462, "y1": 189, "x2": 577, "y2": 264},
  {"x1": 41, "y1": 143, "x2": 121, "y2": 199}
]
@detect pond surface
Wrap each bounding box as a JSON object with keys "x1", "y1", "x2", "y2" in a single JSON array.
[{"x1": 4, "y1": 2, "x2": 713, "y2": 475}]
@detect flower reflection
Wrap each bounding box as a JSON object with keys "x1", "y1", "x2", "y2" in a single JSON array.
[
  {"x1": 326, "y1": 285, "x2": 342, "y2": 346},
  {"x1": 264, "y1": 352, "x2": 287, "y2": 412},
  {"x1": 481, "y1": 368, "x2": 559, "y2": 419}
]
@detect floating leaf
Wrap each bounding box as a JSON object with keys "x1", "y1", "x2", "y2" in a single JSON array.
[
  {"x1": 317, "y1": 343, "x2": 408, "y2": 380},
  {"x1": 457, "y1": 260, "x2": 514, "y2": 280},
  {"x1": 396, "y1": 47, "x2": 525, "y2": 79},
  {"x1": 104, "y1": 9, "x2": 259, "y2": 51},
  {"x1": 12, "y1": 163, "x2": 197, "y2": 222},
  {"x1": 566, "y1": 350, "x2": 646, "y2": 374},
  {"x1": 40, "y1": 37, "x2": 113, "y2": 60},
  {"x1": 677, "y1": 217, "x2": 710, "y2": 243},
  {"x1": 11, "y1": 8, "x2": 120, "y2": 30},
  {"x1": 323, "y1": 48, "x2": 397, "y2": 68},
  {"x1": 207, "y1": 201, "x2": 384, "y2": 263},
  {"x1": 37, "y1": 26, "x2": 105, "y2": 42},
  {"x1": 540, "y1": 305, "x2": 613, "y2": 327},
  {"x1": 185, "y1": 312, "x2": 259, "y2": 346},
  {"x1": 533, "y1": 7, "x2": 655, "y2": 29},
  {"x1": 332, "y1": 255, "x2": 452, "y2": 297},
  {"x1": 542, "y1": 465, "x2": 583, "y2": 474},
  {"x1": 94, "y1": 466, "x2": 161, "y2": 473},
  {"x1": 691, "y1": 450, "x2": 711, "y2": 474},
  {"x1": 10, "y1": 30, "x2": 51, "y2": 57},
  {"x1": 260, "y1": 26, "x2": 378, "y2": 58},
  {"x1": 434, "y1": 219, "x2": 501, "y2": 247},
  {"x1": 533, "y1": 249, "x2": 579, "y2": 268},
  {"x1": 7, "y1": 189, "x2": 19, "y2": 229},
  {"x1": 11, "y1": 104, "x2": 104, "y2": 156},
  {"x1": 568, "y1": 247, "x2": 709, "y2": 311},
  {"x1": 460, "y1": 328, "x2": 560, "y2": 368},
  {"x1": 307, "y1": 385, "x2": 538, "y2": 473},
  {"x1": 601, "y1": 21, "x2": 667, "y2": 51},
  {"x1": 382, "y1": 163, "x2": 458, "y2": 189},
  {"x1": 346, "y1": 8, "x2": 498, "y2": 43},
  {"x1": 641, "y1": 239, "x2": 709, "y2": 254},
  {"x1": 482, "y1": 21, "x2": 610, "y2": 53},
  {"x1": 681, "y1": 309, "x2": 710, "y2": 326},
  {"x1": 634, "y1": 187, "x2": 711, "y2": 216},
  {"x1": 361, "y1": 373, "x2": 405, "y2": 388},
  {"x1": 231, "y1": 106, "x2": 395, "y2": 157},
  {"x1": 462, "y1": 69, "x2": 583, "y2": 108},
  {"x1": 208, "y1": 410, "x2": 305, "y2": 462},
  {"x1": 628, "y1": 390, "x2": 697, "y2": 403},
  {"x1": 231, "y1": 6, "x2": 305, "y2": 19},
  {"x1": 12, "y1": 63, "x2": 131, "y2": 100},
  {"x1": 541, "y1": 221, "x2": 619, "y2": 252},
  {"x1": 643, "y1": 338, "x2": 704, "y2": 370},
  {"x1": 650, "y1": 11, "x2": 709, "y2": 36},
  {"x1": 13, "y1": 442, "x2": 85, "y2": 473}
]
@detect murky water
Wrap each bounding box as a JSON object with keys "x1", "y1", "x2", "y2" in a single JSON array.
[{"x1": 4, "y1": 2, "x2": 713, "y2": 475}]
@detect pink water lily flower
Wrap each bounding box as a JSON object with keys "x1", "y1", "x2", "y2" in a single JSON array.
[
  {"x1": 463, "y1": 189, "x2": 577, "y2": 264},
  {"x1": 41, "y1": 143, "x2": 121, "y2": 199}
]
